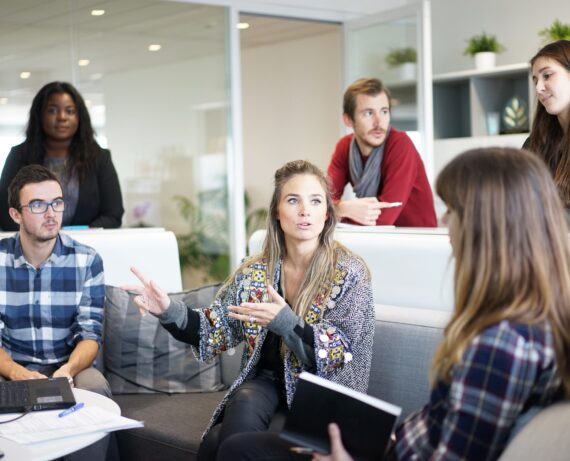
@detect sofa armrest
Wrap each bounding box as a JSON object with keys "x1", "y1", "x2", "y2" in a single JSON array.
[{"x1": 499, "y1": 400, "x2": 570, "y2": 461}]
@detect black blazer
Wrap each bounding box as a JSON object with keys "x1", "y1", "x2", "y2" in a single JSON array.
[{"x1": 0, "y1": 143, "x2": 124, "y2": 230}]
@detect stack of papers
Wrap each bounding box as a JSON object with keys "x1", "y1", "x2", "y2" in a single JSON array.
[{"x1": 0, "y1": 406, "x2": 143, "y2": 444}]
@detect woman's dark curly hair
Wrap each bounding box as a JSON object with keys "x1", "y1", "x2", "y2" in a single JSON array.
[{"x1": 23, "y1": 81, "x2": 99, "y2": 181}]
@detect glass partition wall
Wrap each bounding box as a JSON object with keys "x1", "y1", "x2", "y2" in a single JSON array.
[
  {"x1": 343, "y1": 1, "x2": 434, "y2": 181},
  {"x1": 0, "y1": 0, "x2": 235, "y2": 287}
]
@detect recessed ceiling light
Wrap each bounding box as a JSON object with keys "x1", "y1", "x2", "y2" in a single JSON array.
[
  {"x1": 20, "y1": 72, "x2": 31, "y2": 79},
  {"x1": 85, "y1": 99, "x2": 92, "y2": 108},
  {"x1": 78, "y1": 59, "x2": 90, "y2": 67},
  {"x1": 91, "y1": 9, "x2": 105, "y2": 16},
  {"x1": 236, "y1": 22, "x2": 250, "y2": 30},
  {"x1": 148, "y1": 44, "x2": 162, "y2": 52},
  {"x1": 90, "y1": 73, "x2": 103, "y2": 81},
  {"x1": 0, "y1": 97, "x2": 8, "y2": 105}
]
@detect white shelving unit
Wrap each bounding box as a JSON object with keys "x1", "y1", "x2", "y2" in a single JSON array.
[
  {"x1": 433, "y1": 63, "x2": 534, "y2": 139},
  {"x1": 386, "y1": 79, "x2": 418, "y2": 132}
]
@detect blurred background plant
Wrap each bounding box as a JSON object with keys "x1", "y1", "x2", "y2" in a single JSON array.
[
  {"x1": 132, "y1": 201, "x2": 152, "y2": 227},
  {"x1": 463, "y1": 32, "x2": 505, "y2": 56},
  {"x1": 174, "y1": 190, "x2": 267, "y2": 286},
  {"x1": 539, "y1": 19, "x2": 570, "y2": 43},
  {"x1": 385, "y1": 47, "x2": 417, "y2": 67}
]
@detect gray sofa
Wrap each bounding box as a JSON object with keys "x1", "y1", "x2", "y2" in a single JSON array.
[
  {"x1": 110, "y1": 304, "x2": 570, "y2": 461},
  {"x1": 106, "y1": 227, "x2": 570, "y2": 460},
  {"x1": 111, "y1": 306, "x2": 444, "y2": 461}
]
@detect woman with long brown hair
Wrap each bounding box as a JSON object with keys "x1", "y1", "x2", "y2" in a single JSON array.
[
  {"x1": 525, "y1": 40, "x2": 570, "y2": 219},
  {"x1": 126, "y1": 159, "x2": 375, "y2": 461},
  {"x1": 309, "y1": 147, "x2": 570, "y2": 461}
]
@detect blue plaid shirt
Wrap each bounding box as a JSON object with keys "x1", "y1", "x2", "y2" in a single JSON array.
[
  {"x1": 395, "y1": 320, "x2": 563, "y2": 461},
  {"x1": 0, "y1": 233, "x2": 104, "y2": 369}
]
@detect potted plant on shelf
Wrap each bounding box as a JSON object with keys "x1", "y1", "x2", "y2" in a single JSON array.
[
  {"x1": 385, "y1": 47, "x2": 417, "y2": 80},
  {"x1": 464, "y1": 32, "x2": 505, "y2": 70},
  {"x1": 539, "y1": 19, "x2": 570, "y2": 44}
]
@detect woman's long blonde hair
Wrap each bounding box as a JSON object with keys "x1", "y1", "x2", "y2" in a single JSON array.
[
  {"x1": 432, "y1": 147, "x2": 570, "y2": 395},
  {"x1": 227, "y1": 160, "x2": 342, "y2": 318},
  {"x1": 263, "y1": 160, "x2": 341, "y2": 317}
]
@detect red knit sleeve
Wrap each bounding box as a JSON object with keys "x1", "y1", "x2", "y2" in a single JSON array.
[{"x1": 376, "y1": 133, "x2": 420, "y2": 225}]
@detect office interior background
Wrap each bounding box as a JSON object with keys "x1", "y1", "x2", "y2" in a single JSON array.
[{"x1": 0, "y1": 0, "x2": 566, "y2": 285}]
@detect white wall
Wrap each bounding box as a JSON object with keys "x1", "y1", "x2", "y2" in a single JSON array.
[
  {"x1": 430, "y1": 0, "x2": 569, "y2": 74},
  {"x1": 241, "y1": 30, "x2": 343, "y2": 212}
]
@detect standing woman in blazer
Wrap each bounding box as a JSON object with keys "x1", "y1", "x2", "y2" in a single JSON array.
[
  {"x1": 525, "y1": 40, "x2": 570, "y2": 220},
  {"x1": 0, "y1": 81, "x2": 124, "y2": 230}
]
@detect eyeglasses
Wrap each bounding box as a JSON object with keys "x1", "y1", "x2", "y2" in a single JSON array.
[{"x1": 20, "y1": 199, "x2": 65, "y2": 214}]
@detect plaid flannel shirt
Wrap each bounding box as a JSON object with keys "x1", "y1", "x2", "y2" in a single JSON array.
[
  {"x1": 0, "y1": 233, "x2": 104, "y2": 369},
  {"x1": 395, "y1": 320, "x2": 563, "y2": 461}
]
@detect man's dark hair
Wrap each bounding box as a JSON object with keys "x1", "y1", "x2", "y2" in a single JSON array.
[
  {"x1": 343, "y1": 78, "x2": 392, "y2": 120},
  {"x1": 8, "y1": 165, "x2": 61, "y2": 209}
]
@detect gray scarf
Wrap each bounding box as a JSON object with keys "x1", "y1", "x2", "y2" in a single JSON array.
[{"x1": 349, "y1": 127, "x2": 390, "y2": 198}]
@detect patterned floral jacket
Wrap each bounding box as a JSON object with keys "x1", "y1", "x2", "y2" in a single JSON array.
[{"x1": 183, "y1": 249, "x2": 374, "y2": 438}]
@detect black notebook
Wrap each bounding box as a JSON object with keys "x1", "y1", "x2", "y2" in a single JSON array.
[
  {"x1": 280, "y1": 372, "x2": 401, "y2": 461},
  {"x1": 0, "y1": 377, "x2": 76, "y2": 414}
]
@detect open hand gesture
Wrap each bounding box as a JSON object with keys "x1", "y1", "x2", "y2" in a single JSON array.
[
  {"x1": 228, "y1": 285, "x2": 286, "y2": 327},
  {"x1": 122, "y1": 267, "x2": 170, "y2": 316}
]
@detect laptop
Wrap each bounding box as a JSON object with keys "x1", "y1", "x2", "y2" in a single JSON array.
[{"x1": 0, "y1": 377, "x2": 76, "y2": 414}]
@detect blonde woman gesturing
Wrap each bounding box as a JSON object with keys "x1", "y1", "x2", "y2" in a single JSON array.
[{"x1": 126, "y1": 160, "x2": 375, "y2": 461}]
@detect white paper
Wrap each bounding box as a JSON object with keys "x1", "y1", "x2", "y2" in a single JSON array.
[{"x1": 0, "y1": 406, "x2": 143, "y2": 445}]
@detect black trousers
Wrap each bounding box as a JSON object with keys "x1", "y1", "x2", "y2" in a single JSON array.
[
  {"x1": 197, "y1": 376, "x2": 287, "y2": 461},
  {"x1": 216, "y1": 431, "x2": 311, "y2": 461}
]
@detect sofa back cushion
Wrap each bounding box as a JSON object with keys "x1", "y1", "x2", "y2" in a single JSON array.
[
  {"x1": 369, "y1": 310, "x2": 445, "y2": 420},
  {"x1": 104, "y1": 284, "x2": 225, "y2": 394}
]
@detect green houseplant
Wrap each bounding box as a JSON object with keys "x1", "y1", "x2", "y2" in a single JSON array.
[
  {"x1": 174, "y1": 190, "x2": 268, "y2": 286},
  {"x1": 385, "y1": 47, "x2": 417, "y2": 80},
  {"x1": 385, "y1": 47, "x2": 417, "y2": 67},
  {"x1": 539, "y1": 19, "x2": 570, "y2": 43},
  {"x1": 464, "y1": 32, "x2": 505, "y2": 70},
  {"x1": 463, "y1": 32, "x2": 505, "y2": 56}
]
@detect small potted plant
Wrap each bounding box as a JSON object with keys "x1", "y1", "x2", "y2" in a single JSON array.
[
  {"x1": 385, "y1": 47, "x2": 417, "y2": 80},
  {"x1": 464, "y1": 32, "x2": 505, "y2": 70},
  {"x1": 539, "y1": 19, "x2": 570, "y2": 44}
]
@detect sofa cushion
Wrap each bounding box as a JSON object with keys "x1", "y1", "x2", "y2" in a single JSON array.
[
  {"x1": 104, "y1": 284, "x2": 225, "y2": 394},
  {"x1": 114, "y1": 391, "x2": 226, "y2": 461},
  {"x1": 369, "y1": 317, "x2": 444, "y2": 420}
]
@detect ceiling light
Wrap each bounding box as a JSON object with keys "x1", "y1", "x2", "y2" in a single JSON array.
[
  {"x1": 91, "y1": 10, "x2": 105, "y2": 16},
  {"x1": 90, "y1": 73, "x2": 103, "y2": 81},
  {"x1": 78, "y1": 59, "x2": 90, "y2": 67},
  {"x1": 85, "y1": 99, "x2": 92, "y2": 108},
  {"x1": 20, "y1": 72, "x2": 31, "y2": 79},
  {"x1": 0, "y1": 98, "x2": 7, "y2": 105},
  {"x1": 148, "y1": 44, "x2": 162, "y2": 52},
  {"x1": 236, "y1": 22, "x2": 250, "y2": 30}
]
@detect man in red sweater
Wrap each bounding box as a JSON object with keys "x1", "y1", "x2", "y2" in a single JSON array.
[{"x1": 327, "y1": 78, "x2": 437, "y2": 227}]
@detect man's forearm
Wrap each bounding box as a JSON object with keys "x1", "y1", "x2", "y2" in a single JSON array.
[
  {"x1": 0, "y1": 348, "x2": 34, "y2": 380},
  {"x1": 65, "y1": 339, "x2": 99, "y2": 376}
]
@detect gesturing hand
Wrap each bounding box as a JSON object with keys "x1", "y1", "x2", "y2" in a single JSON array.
[
  {"x1": 228, "y1": 285, "x2": 286, "y2": 327},
  {"x1": 122, "y1": 267, "x2": 170, "y2": 316}
]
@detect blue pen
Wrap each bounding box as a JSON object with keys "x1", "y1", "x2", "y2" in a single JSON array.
[{"x1": 58, "y1": 402, "x2": 85, "y2": 418}]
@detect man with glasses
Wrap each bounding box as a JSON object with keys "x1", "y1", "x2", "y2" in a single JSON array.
[{"x1": 0, "y1": 165, "x2": 110, "y2": 398}]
